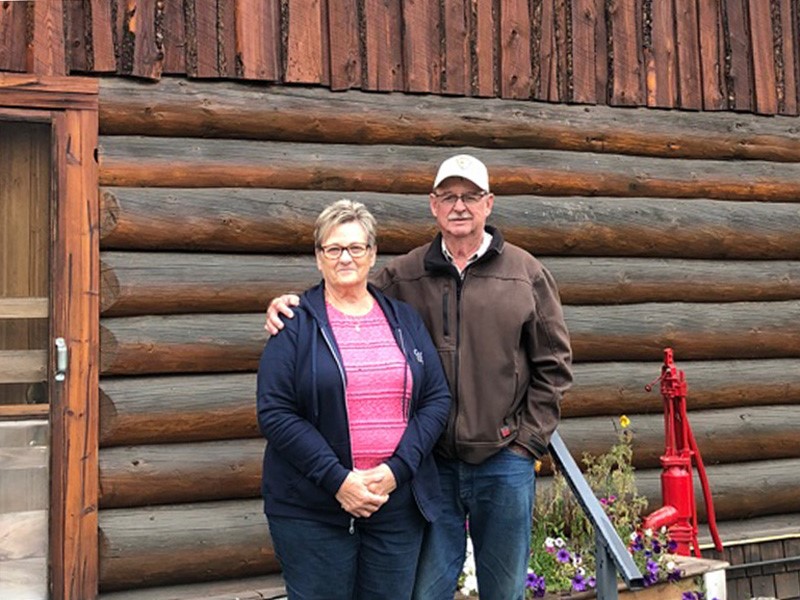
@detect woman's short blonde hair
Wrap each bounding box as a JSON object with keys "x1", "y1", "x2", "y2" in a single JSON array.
[{"x1": 314, "y1": 199, "x2": 377, "y2": 249}]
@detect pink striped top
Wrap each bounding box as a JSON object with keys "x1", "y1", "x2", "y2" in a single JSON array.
[{"x1": 326, "y1": 301, "x2": 412, "y2": 470}]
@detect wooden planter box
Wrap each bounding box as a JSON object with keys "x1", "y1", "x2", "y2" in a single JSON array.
[{"x1": 457, "y1": 555, "x2": 728, "y2": 600}]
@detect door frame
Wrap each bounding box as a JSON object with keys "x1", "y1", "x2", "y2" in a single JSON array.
[{"x1": 0, "y1": 74, "x2": 99, "y2": 600}]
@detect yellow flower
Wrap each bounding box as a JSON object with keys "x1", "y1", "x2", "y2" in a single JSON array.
[{"x1": 619, "y1": 415, "x2": 631, "y2": 429}]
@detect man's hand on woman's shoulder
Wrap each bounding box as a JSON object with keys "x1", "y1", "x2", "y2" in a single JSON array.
[{"x1": 264, "y1": 293, "x2": 301, "y2": 335}]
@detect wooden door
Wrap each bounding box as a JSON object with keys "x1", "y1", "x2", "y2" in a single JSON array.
[
  {"x1": 0, "y1": 75, "x2": 99, "y2": 600},
  {"x1": 0, "y1": 117, "x2": 52, "y2": 600}
]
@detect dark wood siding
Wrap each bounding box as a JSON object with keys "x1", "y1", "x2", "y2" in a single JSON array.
[{"x1": 6, "y1": 0, "x2": 800, "y2": 116}]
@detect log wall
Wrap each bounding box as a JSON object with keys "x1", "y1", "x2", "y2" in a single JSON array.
[{"x1": 95, "y1": 79, "x2": 800, "y2": 595}]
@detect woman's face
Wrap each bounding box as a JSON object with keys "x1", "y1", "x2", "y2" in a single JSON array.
[{"x1": 315, "y1": 221, "x2": 376, "y2": 292}]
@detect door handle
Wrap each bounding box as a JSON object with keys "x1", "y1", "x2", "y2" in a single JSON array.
[{"x1": 55, "y1": 337, "x2": 67, "y2": 382}]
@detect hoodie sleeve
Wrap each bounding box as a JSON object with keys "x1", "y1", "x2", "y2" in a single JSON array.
[
  {"x1": 384, "y1": 306, "x2": 451, "y2": 486},
  {"x1": 256, "y1": 322, "x2": 350, "y2": 497}
]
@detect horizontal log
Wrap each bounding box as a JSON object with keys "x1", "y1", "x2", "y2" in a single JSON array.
[
  {"x1": 97, "y1": 407, "x2": 800, "y2": 508},
  {"x1": 99, "y1": 78, "x2": 800, "y2": 162},
  {"x1": 544, "y1": 258, "x2": 800, "y2": 304},
  {"x1": 99, "y1": 188, "x2": 800, "y2": 259},
  {"x1": 98, "y1": 138, "x2": 800, "y2": 202},
  {"x1": 566, "y1": 301, "x2": 800, "y2": 361},
  {"x1": 539, "y1": 457, "x2": 800, "y2": 523},
  {"x1": 633, "y1": 457, "x2": 800, "y2": 522},
  {"x1": 557, "y1": 406, "x2": 800, "y2": 470},
  {"x1": 100, "y1": 314, "x2": 267, "y2": 375},
  {"x1": 99, "y1": 439, "x2": 264, "y2": 508},
  {"x1": 100, "y1": 252, "x2": 324, "y2": 316},
  {"x1": 97, "y1": 362, "x2": 800, "y2": 447},
  {"x1": 98, "y1": 499, "x2": 278, "y2": 591},
  {"x1": 98, "y1": 188, "x2": 436, "y2": 253},
  {"x1": 0, "y1": 350, "x2": 47, "y2": 383},
  {"x1": 0, "y1": 297, "x2": 48, "y2": 318},
  {"x1": 100, "y1": 252, "x2": 800, "y2": 316},
  {"x1": 100, "y1": 301, "x2": 800, "y2": 375},
  {"x1": 566, "y1": 359, "x2": 800, "y2": 417},
  {"x1": 99, "y1": 374, "x2": 259, "y2": 447},
  {"x1": 96, "y1": 464, "x2": 797, "y2": 592}
]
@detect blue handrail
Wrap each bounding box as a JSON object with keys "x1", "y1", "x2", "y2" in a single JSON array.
[{"x1": 548, "y1": 431, "x2": 645, "y2": 599}]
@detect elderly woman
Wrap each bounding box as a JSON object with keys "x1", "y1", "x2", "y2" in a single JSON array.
[{"x1": 257, "y1": 199, "x2": 451, "y2": 600}]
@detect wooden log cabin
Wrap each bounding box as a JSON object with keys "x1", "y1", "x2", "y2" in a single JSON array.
[{"x1": 1, "y1": 2, "x2": 800, "y2": 599}]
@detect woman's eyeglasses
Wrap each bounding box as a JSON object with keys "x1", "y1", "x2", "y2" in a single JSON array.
[
  {"x1": 317, "y1": 243, "x2": 372, "y2": 259},
  {"x1": 433, "y1": 192, "x2": 487, "y2": 205}
]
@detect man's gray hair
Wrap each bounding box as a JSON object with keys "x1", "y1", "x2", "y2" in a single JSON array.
[{"x1": 314, "y1": 199, "x2": 377, "y2": 249}]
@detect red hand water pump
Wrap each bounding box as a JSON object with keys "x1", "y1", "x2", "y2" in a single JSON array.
[{"x1": 642, "y1": 348, "x2": 723, "y2": 556}]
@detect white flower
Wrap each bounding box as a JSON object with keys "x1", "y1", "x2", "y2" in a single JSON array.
[
  {"x1": 463, "y1": 540, "x2": 476, "y2": 571},
  {"x1": 630, "y1": 532, "x2": 638, "y2": 542},
  {"x1": 460, "y1": 534, "x2": 478, "y2": 595},
  {"x1": 461, "y1": 573, "x2": 478, "y2": 595},
  {"x1": 576, "y1": 567, "x2": 586, "y2": 576},
  {"x1": 666, "y1": 560, "x2": 676, "y2": 572},
  {"x1": 572, "y1": 554, "x2": 583, "y2": 566},
  {"x1": 554, "y1": 537, "x2": 566, "y2": 548},
  {"x1": 544, "y1": 536, "x2": 556, "y2": 549},
  {"x1": 644, "y1": 528, "x2": 653, "y2": 538},
  {"x1": 660, "y1": 526, "x2": 667, "y2": 535}
]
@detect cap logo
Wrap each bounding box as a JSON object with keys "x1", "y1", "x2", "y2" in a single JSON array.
[{"x1": 456, "y1": 156, "x2": 471, "y2": 170}]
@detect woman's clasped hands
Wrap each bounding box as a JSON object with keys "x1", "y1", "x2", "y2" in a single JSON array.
[{"x1": 335, "y1": 464, "x2": 398, "y2": 518}]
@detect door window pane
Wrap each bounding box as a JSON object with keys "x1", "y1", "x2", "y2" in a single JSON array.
[
  {"x1": 0, "y1": 419, "x2": 49, "y2": 600},
  {"x1": 0, "y1": 121, "x2": 51, "y2": 600}
]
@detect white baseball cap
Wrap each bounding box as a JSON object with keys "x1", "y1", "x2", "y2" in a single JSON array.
[{"x1": 433, "y1": 154, "x2": 490, "y2": 192}]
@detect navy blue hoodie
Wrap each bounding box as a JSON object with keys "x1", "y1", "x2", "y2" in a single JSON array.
[{"x1": 257, "y1": 282, "x2": 451, "y2": 526}]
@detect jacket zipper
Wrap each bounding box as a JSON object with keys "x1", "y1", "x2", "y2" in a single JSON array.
[
  {"x1": 319, "y1": 325, "x2": 357, "y2": 534},
  {"x1": 451, "y1": 272, "x2": 466, "y2": 456}
]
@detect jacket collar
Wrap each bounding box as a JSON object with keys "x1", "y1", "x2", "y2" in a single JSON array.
[
  {"x1": 300, "y1": 280, "x2": 401, "y2": 329},
  {"x1": 423, "y1": 225, "x2": 504, "y2": 274}
]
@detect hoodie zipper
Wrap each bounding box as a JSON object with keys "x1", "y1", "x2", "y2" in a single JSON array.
[
  {"x1": 396, "y1": 327, "x2": 411, "y2": 419},
  {"x1": 318, "y1": 325, "x2": 357, "y2": 535}
]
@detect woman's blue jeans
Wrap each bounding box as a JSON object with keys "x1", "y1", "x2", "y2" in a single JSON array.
[
  {"x1": 269, "y1": 510, "x2": 425, "y2": 600},
  {"x1": 412, "y1": 448, "x2": 537, "y2": 600}
]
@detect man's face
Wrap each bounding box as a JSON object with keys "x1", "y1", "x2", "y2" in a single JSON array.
[{"x1": 429, "y1": 177, "x2": 494, "y2": 240}]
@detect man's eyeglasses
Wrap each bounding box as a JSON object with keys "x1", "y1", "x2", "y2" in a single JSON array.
[
  {"x1": 317, "y1": 243, "x2": 372, "y2": 260},
  {"x1": 433, "y1": 192, "x2": 487, "y2": 205}
]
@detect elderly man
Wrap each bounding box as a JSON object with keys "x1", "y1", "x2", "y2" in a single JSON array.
[{"x1": 266, "y1": 154, "x2": 573, "y2": 600}]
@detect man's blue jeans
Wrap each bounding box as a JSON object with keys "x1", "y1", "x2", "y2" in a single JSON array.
[
  {"x1": 269, "y1": 511, "x2": 425, "y2": 600},
  {"x1": 412, "y1": 448, "x2": 537, "y2": 600}
]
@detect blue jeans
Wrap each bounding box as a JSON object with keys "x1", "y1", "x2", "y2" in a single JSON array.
[
  {"x1": 269, "y1": 511, "x2": 425, "y2": 600},
  {"x1": 412, "y1": 448, "x2": 536, "y2": 600}
]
